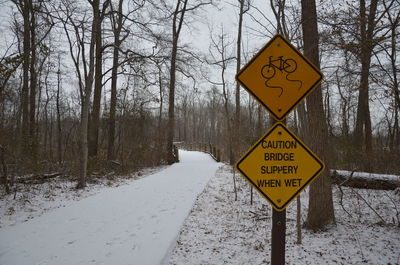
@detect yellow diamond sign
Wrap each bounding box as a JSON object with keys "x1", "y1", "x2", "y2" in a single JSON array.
[
  {"x1": 236, "y1": 34, "x2": 323, "y2": 121},
  {"x1": 236, "y1": 122, "x2": 325, "y2": 211}
]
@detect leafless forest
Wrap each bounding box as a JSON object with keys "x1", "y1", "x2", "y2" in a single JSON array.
[{"x1": 0, "y1": 0, "x2": 399, "y2": 229}]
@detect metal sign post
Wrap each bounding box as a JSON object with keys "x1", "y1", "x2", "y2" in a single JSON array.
[
  {"x1": 271, "y1": 209, "x2": 286, "y2": 265},
  {"x1": 235, "y1": 34, "x2": 325, "y2": 265}
]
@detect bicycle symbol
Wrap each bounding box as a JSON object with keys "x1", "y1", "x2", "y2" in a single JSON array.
[{"x1": 261, "y1": 56, "x2": 302, "y2": 97}]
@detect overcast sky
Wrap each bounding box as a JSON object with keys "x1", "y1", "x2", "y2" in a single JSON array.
[{"x1": 2, "y1": 0, "x2": 389, "y2": 131}]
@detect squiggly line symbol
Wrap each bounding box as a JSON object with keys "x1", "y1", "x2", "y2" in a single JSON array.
[{"x1": 261, "y1": 56, "x2": 303, "y2": 97}]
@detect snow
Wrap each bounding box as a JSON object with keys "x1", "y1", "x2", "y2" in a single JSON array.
[
  {"x1": 1, "y1": 151, "x2": 399, "y2": 265},
  {"x1": 165, "y1": 165, "x2": 400, "y2": 265},
  {"x1": 0, "y1": 166, "x2": 168, "y2": 228},
  {"x1": 0, "y1": 150, "x2": 221, "y2": 265},
  {"x1": 333, "y1": 169, "x2": 400, "y2": 182}
]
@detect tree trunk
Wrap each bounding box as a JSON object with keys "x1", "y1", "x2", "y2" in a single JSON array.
[
  {"x1": 297, "y1": 101, "x2": 308, "y2": 138},
  {"x1": 336, "y1": 71, "x2": 349, "y2": 137},
  {"x1": 56, "y1": 56, "x2": 62, "y2": 165},
  {"x1": 389, "y1": 21, "x2": 400, "y2": 151},
  {"x1": 89, "y1": 0, "x2": 103, "y2": 158},
  {"x1": 256, "y1": 104, "x2": 262, "y2": 137},
  {"x1": 107, "y1": 0, "x2": 123, "y2": 161},
  {"x1": 77, "y1": 0, "x2": 97, "y2": 189},
  {"x1": 166, "y1": 0, "x2": 188, "y2": 164},
  {"x1": 235, "y1": 0, "x2": 245, "y2": 159},
  {"x1": 157, "y1": 62, "x2": 164, "y2": 159},
  {"x1": 29, "y1": 4, "x2": 37, "y2": 162},
  {"x1": 221, "y1": 59, "x2": 233, "y2": 164},
  {"x1": 167, "y1": 35, "x2": 178, "y2": 164},
  {"x1": 353, "y1": 0, "x2": 378, "y2": 154},
  {"x1": 44, "y1": 60, "x2": 51, "y2": 159},
  {"x1": 21, "y1": 0, "x2": 31, "y2": 157},
  {"x1": 78, "y1": 95, "x2": 91, "y2": 189},
  {"x1": 192, "y1": 100, "x2": 196, "y2": 142},
  {"x1": 330, "y1": 170, "x2": 400, "y2": 190},
  {"x1": 301, "y1": 0, "x2": 335, "y2": 230}
]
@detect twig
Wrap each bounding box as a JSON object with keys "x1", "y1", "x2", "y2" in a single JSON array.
[
  {"x1": 337, "y1": 171, "x2": 354, "y2": 217},
  {"x1": 296, "y1": 195, "x2": 302, "y2": 244},
  {"x1": 351, "y1": 188, "x2": 386, "y2": 224},
  {"x1": 384, "y1": 191, "x2": 400, "y2": 226},
  {"x1": 348, "y1": 222, "x2": 366, "y2": 262},
  {"x1": 250, "y1": 186, "x2": 253, "y2": 205},
  {"x1": 233, "y1": 168, "x2": 237, "y2": 201},
  {"x1": 249, "y1": 206, "x2": 269, "y2": 222},
  {"x1": 337, "y1": 185, "x2": 353, "y2": 217}
]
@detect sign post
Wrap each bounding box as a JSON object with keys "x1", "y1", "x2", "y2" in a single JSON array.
[
  {"x1": 235, "y1": 34, "x2": 325, "y2": 265},
  {"x1": 271, "y1": 209, "x2": 286, "y2": 264}
]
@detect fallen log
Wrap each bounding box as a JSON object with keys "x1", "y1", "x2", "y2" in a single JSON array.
[
  {"x1": 330, "y1": 169, "x2": 400, "y2": 190},
  {"x1": 16, "y1": 173, "x2": 61, "y2": 184}
]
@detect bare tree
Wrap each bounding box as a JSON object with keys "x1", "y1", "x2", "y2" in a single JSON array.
[
  {"x1": 107, "y1": 0, "x2": 125, "y2": 160},
  {"x1": 234, "y1": 0, "x2": 250, "y2": 161},
  {"x1": 353, "y1": 0, "x2": 379, "y2": 154},
  {"x1": 320, "y1": 0, "x2": 396, "y2": 161},
  {"x1": 11, "y1": 0, "x2": 53, "y2": 163},
  {"x1": 373, "y1": 2, "x2": 400, "y2": 151},
  {"x1": 165, "y1": 0, "x2": 212, "y2": 164},
  {"x1": 19, "y1": 0, "x2": 31, "y2": 158},
  {"x1": 208, "y1": 26, "x2": 235, "y2": 163},
  {"x1": 88, "y1": 0, "x2": 110, "y2": 158},
  {"x1": 301, "y1": 0, "x2": 335, "y2": 230},
  {"x1": 59, "y1": 0, "x2": 97, "y2": 188},
  {"x1": 56, "y1": 54, "x2": 63, "y2": 165},
  {"x1": 166, "y1": 0, "x2": 188, "y2": 164}
]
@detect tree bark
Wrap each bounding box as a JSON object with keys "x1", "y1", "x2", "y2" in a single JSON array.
[
  {"x1": 301, "y1": 0, "x2": 335, "y2": 230},
  {"x1": 77, "y1": 1, "x2": 97, "y2": 189},
  {"x1": 330, "y1": 170, "x2": 400, "y2": 190},
  {"x1": 157, "y1": 61, "x2": 164, "y2": 159},
  {"x1": 107, "y1": 0, "x2": 123, "y2": 161},
  {"x1": 388, "y1": 14, "x2": 400, "y2": 151},
  {"x1": 29, "y1": 3, "x2": 37, "y2": 162},
  {"x1": 235, "y1": 0, "x2": 245, "y2": 159},
  {"x1": 166, "y1": 0, "x2": 188, "y2": 164},
  {"x1": 56, "y1": 55, "x2": 62, "y2": 165},
  {"x1": 353, "y1": 0, "x2": 378, "y2": 155},
  {"x1": 256, "y1": 104, "x2": 262, "y2": 137},
  {"x1": 167, "y1": 35, "x2": 178, "y2": 164},
  {"x1": 89, "y1": 0, "x2": 103, "y2": 158},
  {"x1": 21, "y1": 0, "x2": 31, "y2": 157}
]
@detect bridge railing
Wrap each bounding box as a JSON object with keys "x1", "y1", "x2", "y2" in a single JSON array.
[{"x1": 174, "y1": 142, "x2": 221, "y2": 162}]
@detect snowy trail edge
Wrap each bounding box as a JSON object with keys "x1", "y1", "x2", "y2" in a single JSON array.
[{"x1": 0, "y1": 150, "x2": 221, "y2": 265}]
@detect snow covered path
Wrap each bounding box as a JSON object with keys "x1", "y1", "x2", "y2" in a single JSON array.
[{"x1": 0, "y1": 150, "x2": 221, "y2": 265}]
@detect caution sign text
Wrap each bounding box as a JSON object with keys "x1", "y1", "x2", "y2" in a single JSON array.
[{"x1": 236, "y1": 123, "x2": 325, "y2": 211}]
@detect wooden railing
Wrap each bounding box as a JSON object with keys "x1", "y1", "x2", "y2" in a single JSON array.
[{"x1": 174, "y1": 142, "x2": 221, "y2": 162}]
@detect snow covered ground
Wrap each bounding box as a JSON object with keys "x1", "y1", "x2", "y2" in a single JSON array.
[
  {"x1": 0, "y1": 150, "x2": 221, "y2": 265},
  {"x1": 165, "y1": 165, "x2": 400, "y2": 265},
  {"x1": 0, "y1": 166, "x2": 169, "y2": 228},
  {"x1": 1, "y1": 151, "x2": 399, "y2": 265}
]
